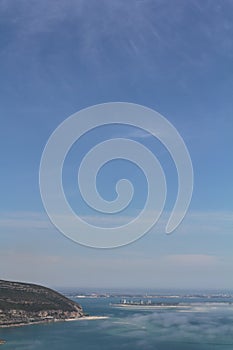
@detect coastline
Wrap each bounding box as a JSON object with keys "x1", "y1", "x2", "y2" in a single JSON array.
[
  {"x1": 0, "y1": 315, "x2": 109, "y2": 329},
  {"x1": 111, "y1": 303, "x2": 184, "y2": 308},
  {"x1": 66, "y1": 316, "x2": 109, "y2": 321}
]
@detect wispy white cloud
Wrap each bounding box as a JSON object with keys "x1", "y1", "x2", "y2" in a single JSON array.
[
  {"x1": 112, "y1": 128, "x2": 154, "y2": 140},
  {"x1": 0, "y1": 209, "x2": 232, "y2": 234},
  {"x1": 2, "y1": 0, "x2": 233, "y2": 68},
  {"x1": 0, "y1": 211, "x2": 52, "y2": 229},
  {"x1": 1, "y1": 248, "x2": 231, "y2": 288},
  {"x1": 162, "y1": 254, "x2": 219, "y2": 267},
  {"x1": 0, "y1": 210, "x2": 232, "y2": 288}
]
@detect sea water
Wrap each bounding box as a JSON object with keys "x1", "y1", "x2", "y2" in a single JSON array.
[{"x1": 1, "y1": 293, "x2": 233, "y2": 349}]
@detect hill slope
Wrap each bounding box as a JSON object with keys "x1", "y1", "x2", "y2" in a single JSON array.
[{"x1": 0, "y1": 279, "x2": 83, "y2": 327}]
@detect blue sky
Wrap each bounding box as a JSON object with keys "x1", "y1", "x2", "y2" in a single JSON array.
[{"x1": 0, "y1": 0, "x2": 233, "y2": 289}]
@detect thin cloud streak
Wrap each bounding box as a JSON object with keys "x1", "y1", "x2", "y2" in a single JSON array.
[
  {"x1": 0, "y1": 210, "x2": 232, "y2": 233},
  {"x1": 2, "y1": 0, "x2": 233, "y2": 69}
]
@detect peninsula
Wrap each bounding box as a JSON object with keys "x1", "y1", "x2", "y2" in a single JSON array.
[{"x1": 0, "y1": 279, "x2": 84, "y2": 328}]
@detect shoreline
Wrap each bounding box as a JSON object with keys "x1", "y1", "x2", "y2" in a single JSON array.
[
  {"x1": 0, "y1": 315, "x2": 108, "y2": 329},
  {"x1": 66, "y1": 316, "x2": 109, "y2": 321},
  {"x1": 111, "y1": 304, "x2": 188, "y2": 309}
]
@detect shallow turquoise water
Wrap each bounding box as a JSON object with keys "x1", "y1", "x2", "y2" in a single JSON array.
[{"x1": 1, "y1": 296, "x2": 233, "y2": 349}]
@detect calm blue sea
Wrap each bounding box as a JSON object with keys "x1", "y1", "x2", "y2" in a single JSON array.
[{"x1": 1, "y1": 292, "x2": 233, "y2": 349}]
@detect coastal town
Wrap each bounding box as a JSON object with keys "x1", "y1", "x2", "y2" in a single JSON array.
[{"x1": 0, "y1": 308, "x2": 82, "y2": 328}]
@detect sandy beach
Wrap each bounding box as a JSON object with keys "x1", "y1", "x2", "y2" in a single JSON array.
[
  {"x1": 0, "y1": 316, "x2": 109, "y2": 329},
  {"x1": 66, "y1": 316, "x2": 109, "y2": 321}
]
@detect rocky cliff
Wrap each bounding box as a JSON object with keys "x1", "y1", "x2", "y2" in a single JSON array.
[{"x1": 0, "y1": 279, "x2": 83, "y2": 327}]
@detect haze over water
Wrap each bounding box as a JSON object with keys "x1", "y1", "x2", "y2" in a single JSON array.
[{"x1": 1, "y1": 292, "x2": 233, "y2": 349}]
